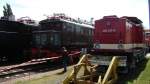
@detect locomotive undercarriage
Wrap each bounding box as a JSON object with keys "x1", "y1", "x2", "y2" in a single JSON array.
[{"x1": 90, "y1": 48, "x2": 146, "y2": 73}]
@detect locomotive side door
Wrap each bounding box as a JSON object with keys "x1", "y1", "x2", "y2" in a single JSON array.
[{"x1": 50, "y1": 31, "x2": 61, "y2": 47}]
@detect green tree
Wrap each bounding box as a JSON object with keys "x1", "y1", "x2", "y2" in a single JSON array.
[{"x1": 3, "y1": 3, "x2": 13, "y2": 17}]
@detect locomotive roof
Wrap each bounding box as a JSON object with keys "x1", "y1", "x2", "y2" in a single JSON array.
[
  {"x1": 96, "y1": 16, "x2": 143, "y2": 25},
  {"x1": 0, "y1": 20, "x2": 36, "y2": 32},
  {"x1": 121, "y1": 16, "x2": 143, "y2": 24},
  {"x1": 32, "y1": 30, "x2": 60, "y2": 33},
  {"x1": 0, "y1": 19, "x2": 24, "y2": 25},
  {"x1": 40, "y1": 18, "x2": 94, "y2": 29},
  {"x1": 145, "y1": 29, "x2": 150, "y2": 33}
]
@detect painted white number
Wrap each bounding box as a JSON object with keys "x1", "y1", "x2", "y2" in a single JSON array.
[{"x1": 102, "y1": 29, "x2": 116, "y2": 33}]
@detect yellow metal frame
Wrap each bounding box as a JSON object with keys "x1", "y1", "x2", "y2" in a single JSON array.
[
  {"x1": 63, "y1": 54, "x2": 119, "y2": 84},
  {"x1": 99, "y1": 56, "x2": 118, "y2": 84}
]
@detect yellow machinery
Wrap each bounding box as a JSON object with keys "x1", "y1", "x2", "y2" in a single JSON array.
[{"x1": 63, "y1": 54, "x2": 119, "y2": 84}]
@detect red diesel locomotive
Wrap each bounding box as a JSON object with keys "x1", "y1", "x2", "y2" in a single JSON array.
[{"x1": 92, "y1": 15, "x2": 146, "y2": 72}]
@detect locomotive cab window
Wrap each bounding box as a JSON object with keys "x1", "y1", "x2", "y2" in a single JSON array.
[
  {"x1": 34, "y1": 33, "x2": 48, "y2": 46},
  {"x1": 146, "y1": 33, "x2": 150, "y2": 37},
  {"x1": 33, "y1": 31, "x2": 61, "y2": 47}
]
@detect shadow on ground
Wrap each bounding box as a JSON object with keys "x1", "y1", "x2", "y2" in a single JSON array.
[
  {"x1": 117, "y1": 59, "x2": 148, "y2": 84},
  {"x1": 55, "y1": 70, "x2": 67, "y2": 75}
]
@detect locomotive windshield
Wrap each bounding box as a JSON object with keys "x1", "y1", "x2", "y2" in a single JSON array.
[{"x1": 33, "y1": 31, "x2": 61, "y2": 48}]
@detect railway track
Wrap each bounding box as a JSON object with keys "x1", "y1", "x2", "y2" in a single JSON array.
[{"x1": 0, "y1": 58, "x2": 62, "y2": 83}]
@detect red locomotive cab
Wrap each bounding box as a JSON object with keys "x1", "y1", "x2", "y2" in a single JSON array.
[
  {"x1": 132, "y1": 24, "x2": 144, "y2": 43},
  {"x1": 123, "y1": 17, "x2": 145, "y2": 51}
]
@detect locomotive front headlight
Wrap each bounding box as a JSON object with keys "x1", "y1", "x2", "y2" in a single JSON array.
[
  {"x1": 118, "y1": 40, "x2": 124, "y2": 49},
  {"x1": 118, "y1": 44, "x2": 124, "y2": 49},
  {"x1": 94, "y1": 43, "x2": 101, "y2": 49}
]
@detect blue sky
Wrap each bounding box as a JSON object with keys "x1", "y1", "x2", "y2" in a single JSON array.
[{"x1": 0, "y1": 0, "x2": 149, "y2": 28}]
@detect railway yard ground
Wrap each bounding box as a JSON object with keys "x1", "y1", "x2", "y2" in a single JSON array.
[
  {"x1": 0, "y1": 54, "x2": 150, "y2": 84},
  {"x1": 127, "y1": 53, "x2": 150, "y2": 84},
  {"x1": 1, "y1": 66, "x2": 74, "y2": 84}
]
